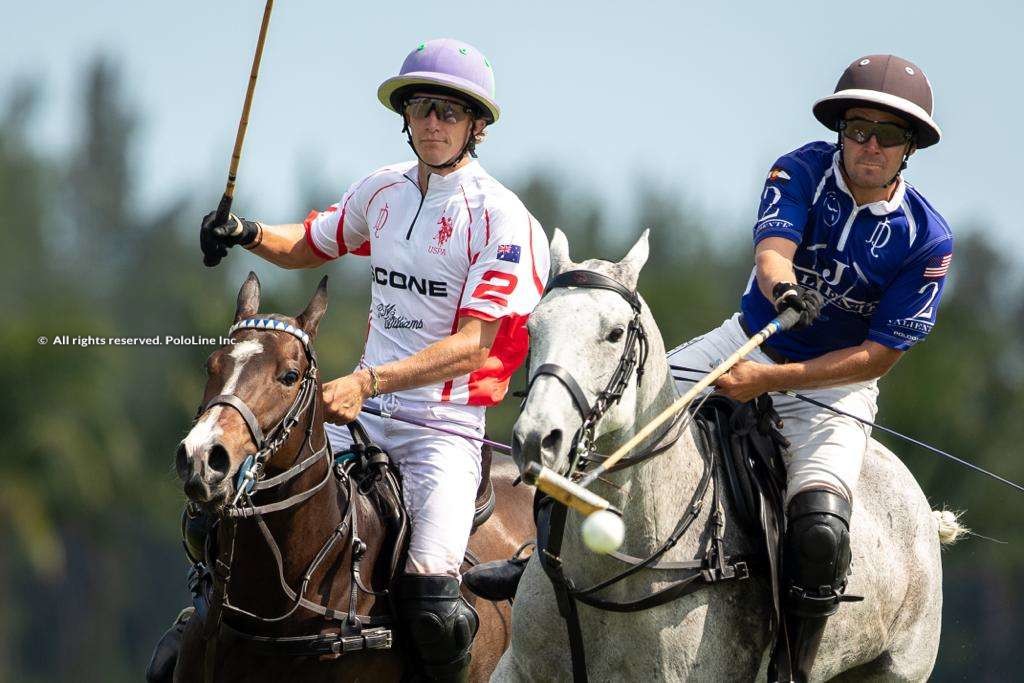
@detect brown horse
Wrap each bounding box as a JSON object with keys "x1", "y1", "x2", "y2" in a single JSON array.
[{"x1": 173, "y1": 272, "x2": 534, "y2": 681}]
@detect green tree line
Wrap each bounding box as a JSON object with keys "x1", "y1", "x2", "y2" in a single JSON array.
[{"x1": 1, "y1": 57, "x2": 1020, "y2": 681}]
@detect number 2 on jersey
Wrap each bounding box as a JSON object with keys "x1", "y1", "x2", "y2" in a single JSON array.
[{"x1": 472, "y1": 270, "x2": 518, "y2": 306}]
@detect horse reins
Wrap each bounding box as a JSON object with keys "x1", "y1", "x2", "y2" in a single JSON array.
[{"x1": 530, "y1": 272, "x2": 753, "y2": 683}]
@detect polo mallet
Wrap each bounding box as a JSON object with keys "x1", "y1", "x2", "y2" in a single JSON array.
[
  {"x1": 204, "y1": 0, "x2": 275, "y2": 267},
  {"x1": 523, "y1": 308, "x2": 801, "y2": 552}
]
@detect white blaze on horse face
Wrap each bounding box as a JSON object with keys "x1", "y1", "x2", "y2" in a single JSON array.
[{"x1": 182, "y1": 340, "x2": 265, "y2": 458}]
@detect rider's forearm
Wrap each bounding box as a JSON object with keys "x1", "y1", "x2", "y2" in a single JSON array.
[
  {"x1": 766, "y1": 340, "x2": 903, "y2": 391},
  {"x1": 367, "y1": 318, "x2": 499, "y2": 396},
  {"x1": 246, "y1": 222, "x2": 328, "y2": 269},
  {"x1": 755, "y1": 237, "x2": 799, "y2": 301}
]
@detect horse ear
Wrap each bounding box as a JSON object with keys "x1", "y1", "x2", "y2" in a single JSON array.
[
  {"x1": 621, "y1": 229, "x2": 650, "y2": 272},
  {"x1": 234, "y1": 271, "x2": 261, "y2": 322},
  {"x1": 550, "y1": 228, "x2": 572, "y2": 275},
  {"x1": 296, "y1": 275, "x2": 329, "y2": 338}
]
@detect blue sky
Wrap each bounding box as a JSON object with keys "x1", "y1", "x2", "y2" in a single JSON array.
[{"x1": 2, "y1": 1, "x2": 1019, "y2": 253}]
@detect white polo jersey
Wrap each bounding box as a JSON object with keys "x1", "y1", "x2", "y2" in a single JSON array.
[{"x1": 304, "y1": 160, "x2": 550, "y2": 406}]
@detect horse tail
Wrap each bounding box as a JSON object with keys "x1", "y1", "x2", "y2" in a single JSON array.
[{"x1": 932, "y1": 508, "x2": 968, "y2": 546}]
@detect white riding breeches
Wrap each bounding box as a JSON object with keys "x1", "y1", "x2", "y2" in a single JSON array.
[
  {"x1": 668, "y1": 313, "x2": 879, "y2": 506},
  {"x1": 325, "y1": 397, "x2": 484, "y2": 578}
]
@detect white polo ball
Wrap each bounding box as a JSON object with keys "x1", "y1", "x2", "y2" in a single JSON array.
[{"x1": 581, "y1": 509, "x2": 625, "y2": 554}]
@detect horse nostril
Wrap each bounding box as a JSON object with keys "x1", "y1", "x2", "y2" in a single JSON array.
[
  {"x1": 541, "y1": 429, "x2": 563, "y2": 455},
  {"x1": 175, "y1": 443, "x2": 190, "y2": 479},
  {"x1": 208, "y1": 444, "x2": 231, "y2": 481}
]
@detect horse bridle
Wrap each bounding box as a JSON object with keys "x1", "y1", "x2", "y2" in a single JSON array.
[
  {"x1": 530, "y1": 269, "x2": 650, "y2": 472},
  {"x1": 529, "y1": 272, "x2": 753, "y2": 683},
  {"x1": 196, "y1": 317, "x2": 331, "y2": 514},
  {"x1": 193, "y1": 318, "x2": 393, "y2": 675}
]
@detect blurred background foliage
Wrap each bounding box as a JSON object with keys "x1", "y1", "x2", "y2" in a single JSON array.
[{"x1": 1, "y1": 57, "x2": 1020, "y2": 682}]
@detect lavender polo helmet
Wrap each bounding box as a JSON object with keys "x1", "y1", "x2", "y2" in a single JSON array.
[{"x1": 378, "y1": 39, "x2": 500, "y2": 123}]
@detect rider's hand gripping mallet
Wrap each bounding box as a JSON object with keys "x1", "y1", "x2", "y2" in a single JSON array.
[
  {"x1": 523, "y1": 308, "x2": 802, "y2": 553},
  {"x1": 205, "y1": 0, "x2": 275, "y2": 267}
]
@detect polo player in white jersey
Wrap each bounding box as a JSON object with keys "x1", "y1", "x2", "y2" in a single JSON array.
[{"x1": 148, "y1": 39, "x2": 550, "y2": 683}]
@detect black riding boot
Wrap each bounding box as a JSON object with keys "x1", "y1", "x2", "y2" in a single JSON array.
[
  {"x1": 462, "y1": 541, "x2": 533, "y2": 601},
  {"x1": 145, "y1": 606, "x2": 194, "y2": 683},
  {"x1": 396, "y1": 574, "x2": 479, "y2": 682},
  {"x1": 772, "y1": 489, "x2": 858, "y2": 683}
]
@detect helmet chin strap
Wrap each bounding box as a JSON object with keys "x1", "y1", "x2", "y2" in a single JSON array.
[
  {"x1": 403, "y1": 115, "x2": 478, "y2": 171},
  {"x1": 837, "y1": 131, "x2": 911, "y2": 189}
]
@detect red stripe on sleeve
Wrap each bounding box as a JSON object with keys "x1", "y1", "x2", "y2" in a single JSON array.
[
  {"x1": 458, "y1": 307, "x2": 498, "y2": 322},
  {"x1": 303, "y1": 210, "x2": 337, "y2": 260},
  {"x1": 527, "y1": 216, "x2": 544, "y2": 294},
  {"x1": 484, "y1": 209, "x2": 491, "y2": 245}
]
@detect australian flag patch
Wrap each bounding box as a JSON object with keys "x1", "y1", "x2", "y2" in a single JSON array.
[{"x1": 496, "y1": 244, "x2": 521, "y2": 263}]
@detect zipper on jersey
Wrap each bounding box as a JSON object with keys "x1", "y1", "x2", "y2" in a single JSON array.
[{"x1": 405, "y1": 193, "x2": 426, "y2": 240}]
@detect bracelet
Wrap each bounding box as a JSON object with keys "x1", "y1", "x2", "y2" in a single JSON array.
[{"x1": 366, "y1": 366, "x2": 381, "y2": 398}]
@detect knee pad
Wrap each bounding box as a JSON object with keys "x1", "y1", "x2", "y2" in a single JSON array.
[
  {"x1": 783, "y1": 489, "x2": 853, "y2": 618},
  {"x1": 396, "y1": 574, "x2": 479, "y2": 677}
]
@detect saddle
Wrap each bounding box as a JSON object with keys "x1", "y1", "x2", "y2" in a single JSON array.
[{"x1": 691, "y1": 394, "x2": 790, "y2": 648}]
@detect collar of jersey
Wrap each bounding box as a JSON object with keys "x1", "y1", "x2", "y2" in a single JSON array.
[
  {"x1": 830, "y1": 150, "x2": 906, "y2": 216},
  {"x1": 422, "y1": 159, "x2": 484, "y2": 190}
]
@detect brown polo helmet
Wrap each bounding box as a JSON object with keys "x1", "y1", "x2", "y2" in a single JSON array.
[{"x1": 813, "y1": 54, "x2": 941, "y2": 148}]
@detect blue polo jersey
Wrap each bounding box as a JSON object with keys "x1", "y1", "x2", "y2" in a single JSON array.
[{"x1": 739, "y1": 141, "x2": 953, "y2": 362}]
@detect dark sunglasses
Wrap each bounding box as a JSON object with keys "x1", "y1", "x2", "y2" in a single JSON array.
[
  {"x1": 404, "y1": 96, "x2": 476, "y2": 124},
  {"x1": 839, "y1": 118, "x2": 914, "y2": 148}
]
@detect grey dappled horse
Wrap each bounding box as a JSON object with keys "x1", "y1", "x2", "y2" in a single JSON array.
[{"x1": 493, "y1": 229, "x2": 959, "y2": 682}]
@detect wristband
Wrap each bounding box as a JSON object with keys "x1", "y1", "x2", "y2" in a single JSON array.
[
  {"x1": 244, "y1": 221, "x2": 264, "y2": 250},
  {"x1": 771, "y1": 281, "x2": 800, "y2": 309}
]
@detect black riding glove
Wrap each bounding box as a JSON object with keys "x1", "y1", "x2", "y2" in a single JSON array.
[
  {"x1": 771, "y1": 282, "x2": 823, "y2": 330},
  {"x1": 200, "y1": 211, "x2": 261, "y2": 267}
]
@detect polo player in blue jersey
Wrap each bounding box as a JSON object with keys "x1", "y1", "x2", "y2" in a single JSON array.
[{"x1": 667, "y1": 54, "x2": 953, "y2": 681}]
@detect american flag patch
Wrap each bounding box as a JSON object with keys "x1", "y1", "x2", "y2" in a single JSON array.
[
  {"x1": 923, "y1": 253, "x2": 951, "y2": 278},
  {"x1": 496, "y1": 244, "x2": 521, "y2": 263}
]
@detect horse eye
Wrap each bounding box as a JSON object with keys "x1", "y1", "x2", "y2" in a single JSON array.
[
  {"x1": 607, "y1": 327, "x2": 625, "y2": 343},
  {"x1": 280, "y1": 369, "x2": 300, "y2": 385}
]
